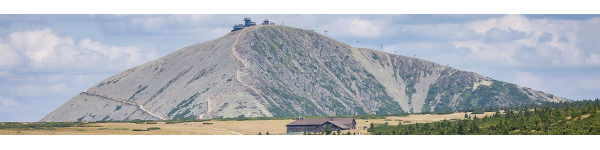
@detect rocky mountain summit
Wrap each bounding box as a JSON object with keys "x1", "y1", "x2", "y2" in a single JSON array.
[{"x1": 41, "y1": 25, "x2": 569, "y2": 122}]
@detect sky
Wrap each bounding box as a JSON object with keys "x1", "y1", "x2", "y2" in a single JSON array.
[{"x1": 1, "y1": 14, "x2": 600, "y2": 122}]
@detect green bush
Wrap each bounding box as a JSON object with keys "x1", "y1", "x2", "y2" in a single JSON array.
[
  {"x1": 132, "y1": 129, "x2": 149, "y2": 131},
  {"x1": 147, "y1": 127, "x2": 161, "y2": 130},
  {"x1": 471, "y1": 110, "x2": 485, "y2": 114}
]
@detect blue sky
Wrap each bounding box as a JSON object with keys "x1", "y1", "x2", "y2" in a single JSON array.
[{"x1": 1, "y1": 14, "x2": 600, "y2": 122}]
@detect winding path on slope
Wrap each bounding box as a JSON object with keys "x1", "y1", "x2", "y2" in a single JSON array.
[
  {"x1": 231, "y1": 30, "x2": 257, "y2": 92},
  {"x1": 230, "y1": 29, "x2": 279, "y2": 108},
  {"x1": 201, "y1": 30, "x2": 262, "y2": 119},
  {"x1": 82, "y1": 90, "x2": 166, "y2": 120}
]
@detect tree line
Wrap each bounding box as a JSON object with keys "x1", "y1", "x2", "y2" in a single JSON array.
[{"x1": 368, "y1": 99, "x2": 600, "y2": 135}]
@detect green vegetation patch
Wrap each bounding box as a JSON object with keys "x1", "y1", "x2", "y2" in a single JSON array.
[
  {"x1": 147, "y1": 127, "x2": 161, "y2": 130},
  {"x1": 0, "y1": 122, "x2": 90, "y2": 130},
  {"x1": 128, "y1": 85, "x2": 148, "y2": 100},
  {"x1": 370, "y1": 99, "x2": 600, "y2": 135},
  {"x1": 168, "y1": 92, "x2": 200, "y2": 117},
  {"x1": 132, "y1": 129, "x2": 149, "y2": 131}
]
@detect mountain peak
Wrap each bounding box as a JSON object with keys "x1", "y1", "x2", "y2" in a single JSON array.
[{"x1": 41, "y1": 24, "x2": 568, "y2": 121}]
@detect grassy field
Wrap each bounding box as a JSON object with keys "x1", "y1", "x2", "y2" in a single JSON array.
[{"x1": 0, "y1": 112, "x2": 496, "y2": 135}]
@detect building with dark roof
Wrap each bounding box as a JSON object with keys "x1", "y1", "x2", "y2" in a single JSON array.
[
  {"x1": 232, "y1": 18, "x2": 276, "y2": 32},
  {"x1": 286, "y1": 117, "x2": 356, "y2": 133},
  {"x1": 232, "y1": 18, "x2": 257, "y2": 32}
]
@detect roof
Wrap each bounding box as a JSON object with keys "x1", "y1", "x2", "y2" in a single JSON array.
[
  {"x1": 286, "y1": 118, "x2": 355, "y2": 126},
  {"x1": 332, "y1": 118, "x2": 355, "y2": 125},
  {"x1": 327, "y1": 121, "x2": 349, "y2": 129}
]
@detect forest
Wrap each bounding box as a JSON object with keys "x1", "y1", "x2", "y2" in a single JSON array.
[{"x1": 368, "y1": 99, "x2": 600, "y2": 135}]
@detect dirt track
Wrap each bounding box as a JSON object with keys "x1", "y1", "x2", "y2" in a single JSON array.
[{"x1": 82, "y1": 91, "x2": 165, "y2": 120}]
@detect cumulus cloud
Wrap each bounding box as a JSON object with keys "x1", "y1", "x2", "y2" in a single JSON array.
[
  {"x1": 587, "y1": 53, "x2": 600, "y2": 65},
  {"x1": 0, "y1": 41, "x2": 26, "y2": 69},
  {"x1": 372, "y1": 14, "x2": 600, "y2": 100},
  {"x1": 440, "y1": 15, "x2": 600, "y2": 67},
  {"x1": 467, "y1": 14, "x2": 533, "y2": 35},
  {"x1": 0, "y1": 28, "x2": 158, "y2": 73}
]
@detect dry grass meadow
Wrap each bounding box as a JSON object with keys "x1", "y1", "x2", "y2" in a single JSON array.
[{"x1": 0, "y1": 112, "x2": 496, "y2": 135}]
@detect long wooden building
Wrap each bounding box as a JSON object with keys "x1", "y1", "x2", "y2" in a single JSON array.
[{"x1": 286, "y1": 118, "x2": 356, "y2": 133}]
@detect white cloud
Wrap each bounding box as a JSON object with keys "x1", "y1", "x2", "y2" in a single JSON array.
[
  {"x1": 320, "y1": 16, "x2": 390, "y2": 38},
  {"x1": 451, "y1": 15, "x2": 600, "y2": 67},
  {"x1": 467, "y1": 14, "x2": 533, "y2": 35},
  {"x1": 78, "y1": 38, "x2": 159, "y2": 69},
  {"x1": 449, "y1": 40, "x2": 521, "y2": 66},
  {"x1": 0, "y1": 41, "x2": 26, "y2": 69},
  {"x1": 587, "y1": 54, "x2": 600, "y2": 65},
  {"x1": 0, "y1": 28, "x2": 158, "y2": 73},
  {"x1": 0, "y1": 27, "x2": 160, "y2": 121},
  {"x1": 467, "y1": 18, "x2": 497, "y2": 35}
]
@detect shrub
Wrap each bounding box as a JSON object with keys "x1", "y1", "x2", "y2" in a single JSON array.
[
  {"x1": 147, "y1": 127, "x2": 161, "y2": 130},
  {"x1": 472, "y1": 110, "x2": 485, "y2": 114},
  {"x1": 203, "y1": 122, "x2": 213, "y2": 125},
  {"x1": 133, "y1": 129, "x2": 149, "y2": 131},
  {"x1": 146, "y1": 122, "x2": 158, "y2": 124}
]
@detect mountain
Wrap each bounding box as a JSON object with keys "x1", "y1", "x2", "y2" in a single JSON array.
[{"x1": 41, "y1": 25, "x2": 569, "y2": 122}]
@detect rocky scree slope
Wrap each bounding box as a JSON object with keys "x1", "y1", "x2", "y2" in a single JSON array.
[{"x1": 41, "y1": 26, "x2": 569, "y2": 121}]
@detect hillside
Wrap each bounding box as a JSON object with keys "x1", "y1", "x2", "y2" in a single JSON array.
[{"x1": 41, "y1": 25, "x2": 569, "y2": 122}]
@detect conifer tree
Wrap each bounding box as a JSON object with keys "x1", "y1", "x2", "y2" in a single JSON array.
[
  {"x1": 458, "y1": 122, "x2": 465, "y2": 135},
  {"x1": 324, "y1": 125, "x2": 332, "y2": 135}
]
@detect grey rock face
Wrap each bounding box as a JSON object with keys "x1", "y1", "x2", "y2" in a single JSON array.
[{"x1": 41, "y1": 26, "x2": 569, "y2": 122}]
